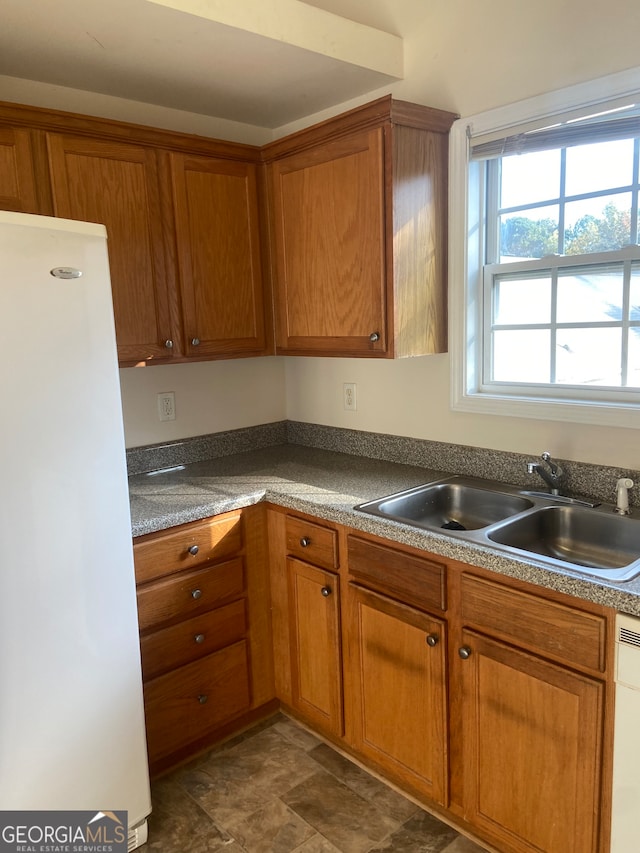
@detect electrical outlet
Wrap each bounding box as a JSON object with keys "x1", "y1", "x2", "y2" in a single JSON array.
[
  {"x1": 157, "y1": 391, "x2": 176, "y2": 422},
  {"x1": 343, "y1": 382, "x2": 357, "y2": 411}
]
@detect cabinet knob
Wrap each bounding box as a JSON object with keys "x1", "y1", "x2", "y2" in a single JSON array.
[
  {"x1": 197, "y1": 694, "x2": 208, "y2": 704},
  {"x1": 194, "y1": 633, "x2": 205, "y2": 644},
  {"x1": 320, "y1": 585, "x2": 332, "y2": 597},
  {"x1": 426, "y1": 634, "x2": 439, "y2": 647},
  {"x1": 191, "y1": 589, "x2": 202, "y2": 600},
  {"x1": 458, "y1": 646, "x2": 472, "y2": 660},
  {"x1": 187, "y1": 544, "x2": 199, "y2": 556},
  {"x1": 191, "y1": 337, "x2": 200, "y2": 346},
  {"x1": 369, "y1": 331, "x2": 380, "y2": 342},
  {"x1": 164, "y1": 339, "x2": 173, "y2": 349},
  {"x1": 299, "y1": 536, "x2": 311, "y2": 547}
]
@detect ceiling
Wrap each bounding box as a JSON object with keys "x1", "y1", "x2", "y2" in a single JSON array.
[{"x1": 0, "y1": 0, "x2": 404, "y2": 128}]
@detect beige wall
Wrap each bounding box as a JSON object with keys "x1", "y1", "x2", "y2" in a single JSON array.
[
  {"x1": 118, "y1": 359, "x2": 287, "y2": 448},
  {"x1": 4, "y1": 1, "x2": 640, "y2": 464}
]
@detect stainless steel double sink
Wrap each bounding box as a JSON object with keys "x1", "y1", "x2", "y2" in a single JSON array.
[{"x1": 354, "y1": 476, "x2": 640, "y2": 582}]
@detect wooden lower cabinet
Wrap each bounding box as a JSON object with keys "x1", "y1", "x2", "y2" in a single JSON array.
[
  {"x1": 287, "y1": 557, "x2": 343, "y2": 737},
  {"x1": 459, "y1": 629, "x2": 604, "y2": 853},
  {"x1": 448, "y1": 568, "x2": 612, "y2": 853},
  {"x1": 343, "y1": 532, "x2": 612, "y2": 853},
  {"x1": 347, "y1": 584, "x2": 448, "y2": 805},
  {"x1": 140, "y1": 599, "x2": 247, "y2": 681},
  {"x1": 144, "y1": 640, "x2": 251, "y2": 763},
  {"x1": 134, "y1": 506, "x2": 614, "y2": 853},
  {"x1": 133, "y1": 507, "x2": 274, "y2": 773}
]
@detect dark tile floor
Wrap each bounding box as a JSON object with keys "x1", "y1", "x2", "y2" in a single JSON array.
[{"x1": 145, "y1": 714, "x2": 489, "y2": 853}]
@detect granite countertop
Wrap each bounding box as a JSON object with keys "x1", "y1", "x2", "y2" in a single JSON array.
[{"x1": 129, "y1": 443, "x2": 640, "y2": 617}]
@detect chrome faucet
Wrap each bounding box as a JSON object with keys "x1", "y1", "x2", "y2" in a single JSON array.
[{"x1": 527, "y1": 451, "x2": 564, "y2": 495}]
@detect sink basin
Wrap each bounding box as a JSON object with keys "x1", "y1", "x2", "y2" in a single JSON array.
[
  {"x1": 357, "y1": 481, "x2": 534, "y2": 531},
  {"x1": 355, "y1": 477, "x2": 640, "y2": 582},
  {"x1": 488, "y1": 505, "x2": 640, "y2": 580}
]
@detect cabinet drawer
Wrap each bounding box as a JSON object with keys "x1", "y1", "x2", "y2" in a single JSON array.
[
  {"x1": 348, "y1": 535, "x2": 446, "y2": 612},
  {"x1": 140, "y1": 599, "x2": 246, "y2": 680},
  {"x1": 460, "y1": 572, "x2": 607, "y2": 672},
  {"x1": 133, "y1": 512, "x2": 243, "y2": 584},
  {"x1": 144, "y1": 640, "x2": 251, "y2": 763},
  {"x1": 137, "y1": 557, "x2": 244, "y2": 632},
  {"x1": 286, "y1": 516, "x2": 338, "y2": 569}
]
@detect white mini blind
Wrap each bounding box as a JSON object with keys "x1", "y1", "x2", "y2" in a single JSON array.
[{"x1": 471, "y1": 102, "x2": 640, "y2": 160}]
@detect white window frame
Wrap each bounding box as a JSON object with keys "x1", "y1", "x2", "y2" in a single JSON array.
[{"x1": 450, "y1": 66, "x2": 640, "y2": 427}]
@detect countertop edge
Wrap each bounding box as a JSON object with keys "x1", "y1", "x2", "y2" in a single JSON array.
[{"x1": 130, "y1": 477, "x2": 640, "y2": 617}]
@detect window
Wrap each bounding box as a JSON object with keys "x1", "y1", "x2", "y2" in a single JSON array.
[{"x1": 450, "y1": 68, "x2": 640, "y2": 426}]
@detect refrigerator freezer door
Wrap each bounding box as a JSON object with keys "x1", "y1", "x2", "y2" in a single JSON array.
[{"x1": 0, "y1": 212, "x2": 151, "y2": 831}]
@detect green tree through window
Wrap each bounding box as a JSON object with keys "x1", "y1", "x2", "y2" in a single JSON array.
[
  {"x1": 501, "y1": 203, "x2": 633, "y2": 259},
  {"x1": 565, "y1": 204, "x2": 632, "y2": 254}
]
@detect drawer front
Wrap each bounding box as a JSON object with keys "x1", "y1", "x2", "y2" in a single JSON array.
[
  {"x1": 134, "y1": 512, "x2": 243, "y2": 584},
  {"x1": 460, "y1": 572, "x2": 607, "y2": 672},
  {"x1": 286, "y1": 515, "x2": 339, "y2": 569},
  {"x1": 348, "y1": 535, "x2": 446, "y2": 612},
  {"x1": 144, "y1": 640, "x2": 251, "y2": 763},
  {"x1": 137, "y1": 557, "x2": 244, "y2": 632},
  {"x1": 140, "y1": 599, "x2": 247, "y2": 680}
]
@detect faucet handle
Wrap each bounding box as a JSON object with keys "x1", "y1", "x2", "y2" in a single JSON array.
[{"x1": 541, "y1": 451, "x2": 562, "y2": 477}]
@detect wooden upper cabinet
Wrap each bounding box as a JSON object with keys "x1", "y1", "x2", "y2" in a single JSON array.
[
  {"x1": 1, "y1": 97, "x2": 455, "y2": 364},
  {"x1": 46, "y1": 134, "x2": 174, "y2": 364},
  {"x1": 169, "y1": 152, "x2": 267, "y2": 358},
  {"x1": 0, "y1": 126, "x2": 40, "y2": 213},
  {"x1": 270, "y1": 128, "x2": 386, "y2": 355},
  {"x1": 265, "y1": 96, "x2": 457, "y2": 358}
]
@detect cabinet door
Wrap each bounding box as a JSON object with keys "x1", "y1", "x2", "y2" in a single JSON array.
[
  {"x1": 46, "y1": 134, "x2": 174, "y2": 364},
  {"x1": 170, "y1": 152, "x2": 267, "y2": 358},
  {"x1": 0, "y1": 126, "x2": 39, "y2": 213},
  {"x1": 287, "y1": 557, "x2": 343, "y2": 736},
  {"x1": 270, "y1": 128, "x2": 387, "y2": 356},
  {"x1": 459, "y1": 629, "x2": 604, "y2": 853},
  {"x1": 348, "y1": 585, "x2": 448, "y2": 805}
]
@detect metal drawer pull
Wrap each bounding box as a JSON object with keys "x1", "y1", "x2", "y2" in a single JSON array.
[
  {"x1": 458, "y1": 646, "x2": 472, "y2": 660},
  {"x1": 194, "y1": 633, "x2": 205, "y2": 644},
  {"x1": 191, "y1": 337, "x2": 200, "y2": 346},
  {"x1": 191, "y1": 589, "x2": 202, "y2": 600},
  {"x1": 300, "y1": 537, "x2": 311, "y2": 547},
  {"x1": 369, "y1": 331, "x2": 380, "y2": 342},
  {"x1": 188, "y1": 544, "x2": 199, "y2": 556},
  {"x1": 197, "y1": 694, "x2": 208, "y2": 704},
  {"x1": 426, "y1": 634, "x2": 439, "y2": 647},
  {"x1": 321, "y1": 586, "x2": 332, "y2": 597},
  {"x1": 164, "y1": 339, "x2": 173, "y2": 349}
]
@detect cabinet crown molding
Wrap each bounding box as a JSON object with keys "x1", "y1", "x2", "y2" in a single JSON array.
[{"x1": 262, "y1": 95, "x2": 458, "y2": 162}]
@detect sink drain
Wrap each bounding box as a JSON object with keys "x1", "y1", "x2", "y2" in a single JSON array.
[{"x1": 442, "y1": 520, "x2": 466, "y2": 531}]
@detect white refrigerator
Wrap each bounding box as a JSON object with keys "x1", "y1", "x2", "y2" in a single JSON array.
[{"x1": 0, "y1": 212, "x2": 151, "y2": 848}]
